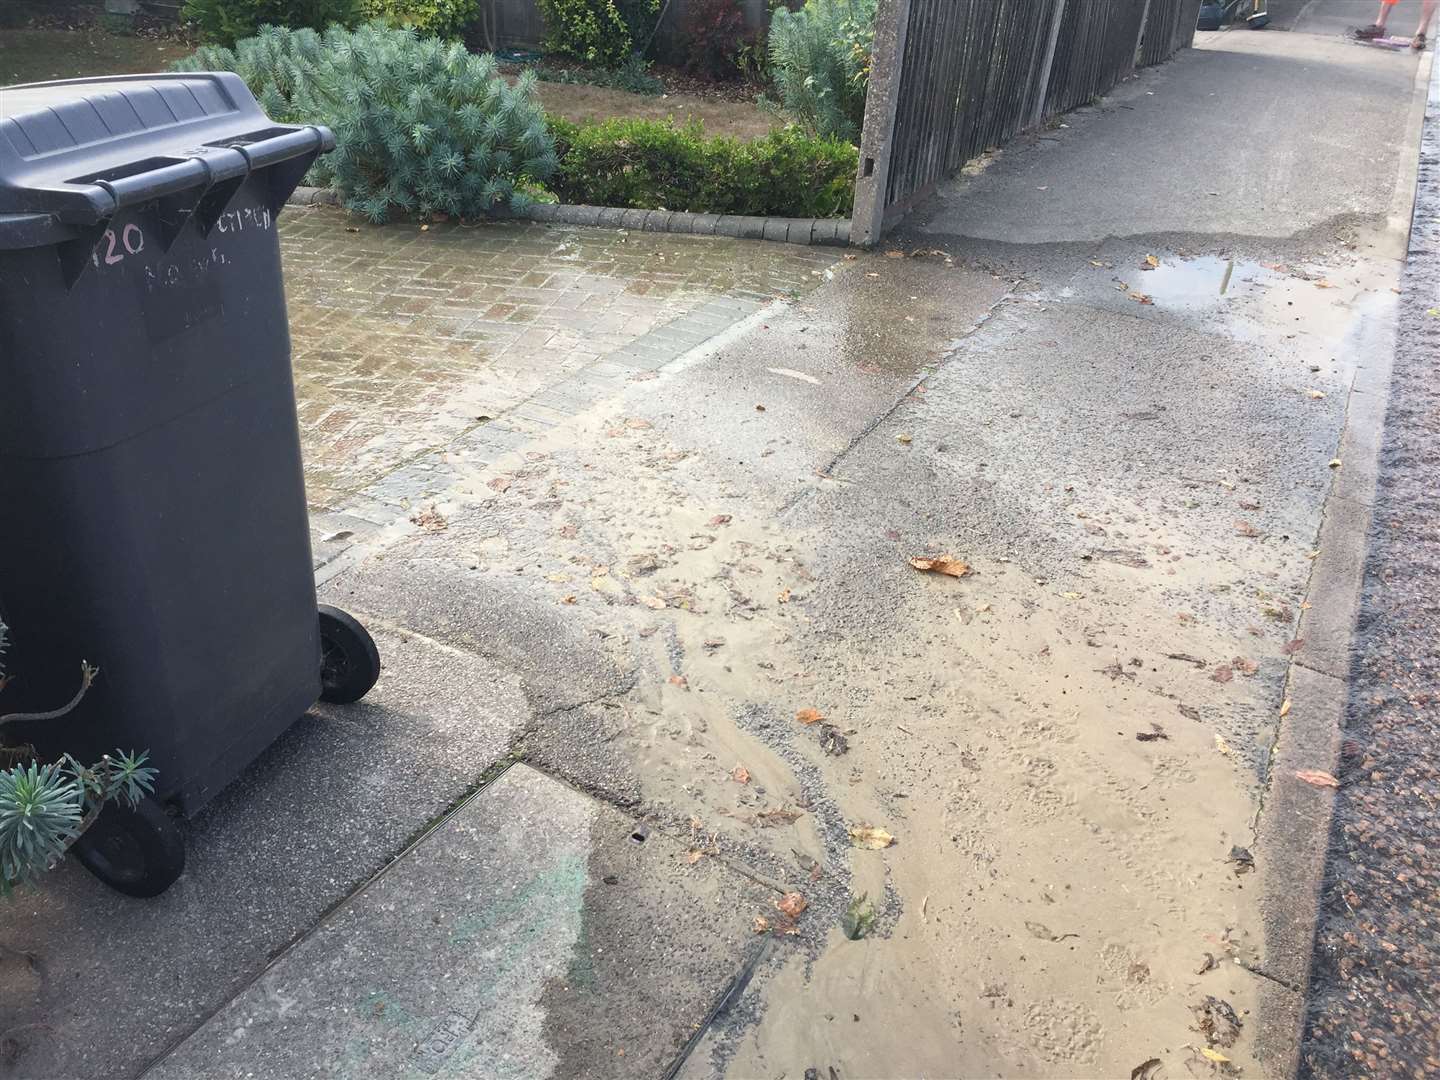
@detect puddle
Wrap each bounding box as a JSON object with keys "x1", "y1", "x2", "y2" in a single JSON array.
[{"x1": 1130, "y1": 256, "x2": 1282, "y2": 308}]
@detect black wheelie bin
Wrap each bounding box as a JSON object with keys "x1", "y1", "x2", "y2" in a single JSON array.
[{"x1": 0, "y1": 73, "x2": 380, "y2": 897}]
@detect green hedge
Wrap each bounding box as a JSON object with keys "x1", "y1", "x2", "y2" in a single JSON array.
[{"x1": 548, "y1": 118, "x2": 856, "y2": 218}]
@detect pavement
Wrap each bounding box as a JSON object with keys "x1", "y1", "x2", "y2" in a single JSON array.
[{"x1": 1, "y1": 4, "x2": 1435, "y2": 1078}]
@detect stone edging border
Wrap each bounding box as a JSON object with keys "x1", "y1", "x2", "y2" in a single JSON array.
[{"x1": 287, "y1": 186, "x2": 852, "y2": 247}]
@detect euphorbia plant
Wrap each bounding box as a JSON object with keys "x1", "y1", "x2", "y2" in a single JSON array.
[{"x1": 0, "y1": 620, "x2": 156, "y2": 894}]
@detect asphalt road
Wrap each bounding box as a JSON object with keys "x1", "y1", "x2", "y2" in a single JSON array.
[{"x1": 1297, "y1": 63, "x2": 1440, "y2": 1080}]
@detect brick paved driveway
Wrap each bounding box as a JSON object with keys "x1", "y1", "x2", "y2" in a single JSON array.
[{"x1": 279, "y1": 208, "x2": 837, "y2": 513}]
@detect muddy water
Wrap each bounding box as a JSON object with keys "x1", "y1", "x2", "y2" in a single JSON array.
[
  {"x1": 310, "y1": 221, "x2": 1398, "y2": 1076},
  {"x1": 351, "y1": 234, "x2": 1378, "y2": 1076}
]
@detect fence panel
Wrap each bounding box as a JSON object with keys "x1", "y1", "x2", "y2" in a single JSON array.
[{"x1": 855, "y1": 0, "x2": 1201, "y2": 244}]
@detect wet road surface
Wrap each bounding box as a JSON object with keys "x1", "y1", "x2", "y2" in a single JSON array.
[{"x1": 1299, "y1": 66, "x2": 1440, "y2": 1080}]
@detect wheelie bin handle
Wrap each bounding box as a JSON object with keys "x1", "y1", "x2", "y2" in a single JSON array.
[{"x1": 96, "y1": 158, "x2": 215, "y2": 213}]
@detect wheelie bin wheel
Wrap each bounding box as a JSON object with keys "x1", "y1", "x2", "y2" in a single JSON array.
[
  {"x1": 72, "y1": 794, "x2": 185, "y2": 898},
  {"x1": 318, "y1": 605, "x2": 381, "y2": 705}
]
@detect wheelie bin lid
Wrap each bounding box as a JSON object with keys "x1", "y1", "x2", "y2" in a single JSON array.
[{"x1": 0, "y1": 72, "x2": 332, "y2": 269}]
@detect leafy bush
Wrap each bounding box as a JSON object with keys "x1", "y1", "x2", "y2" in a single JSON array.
[
  {"x1": 677, "y1": 0, "x2": 750, "y2": 80},
  {"x1": 175, "y1": 24, "x2": 557, "y2": 221},
  {"x1": 172, "y1": 24, "x2": 326, "y2": 122},
  {"x1": 549, "y1": 117, "x2": 857, "y2": 217},
  {"x1": 537, "y1": 0, "x2": 657, "y2": 67},
  {"x1": 532, "y1": 55, "x2": 663, "y2": 96},
  {"x1": 316, "y1": 26, "x2": 557, "y2": 220},
  {"x1": 181, "y1": 0, "x2": 362, "y2": 45},
  {"x1": 361, "y1": 0, "x2": 479, "y2": 37},
  {"x1": 767, "y1": 0, "x2": 876, "y2": 143},
  {"x1": 0, "y1": 621, "x2": 156, "y2": 895},
  {"x1": 615, "y1": 0, "x2": 662, "y2": 47}
]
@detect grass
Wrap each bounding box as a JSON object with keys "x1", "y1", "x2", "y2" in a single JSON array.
[{"x1": 0, "y1": 28, "x2": 192, "y2": 86}]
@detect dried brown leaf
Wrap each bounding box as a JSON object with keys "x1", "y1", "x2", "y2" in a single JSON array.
[
  {"x1": 752, "y1": 915, "x2": 771, "y2": 933},
  {"x1": 1211, "y1": 666, "x2": 1234, "y2": 684},
  {"x1": 776, "y1": 892, "x2": 808, "y2": 918},
  {"x1": 848, "y1": 825, "x2": 895, "y2": 850},
  {"x1": 1295, "y1": 769, "x2": 1340, "y2": 788},
  {"x1": 908, "y1": 555, "x2": 972, "y2": 578},
  {"x1": 1282, "y1": 638, "x2": 1306, "y2": 655},
  {"x1": 796, "y1": 708, "x2": 824, "y2": 725},
  {"x1": 731, "y1": 765, "x2": 751, "y2": 784}
]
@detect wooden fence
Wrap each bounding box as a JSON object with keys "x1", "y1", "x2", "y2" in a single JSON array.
[{"x1": 853, "y1": 0, "x2": 1201, "y2": 245}]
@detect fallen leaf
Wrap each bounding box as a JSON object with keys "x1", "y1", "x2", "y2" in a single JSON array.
[
  {"x1": 848, "y1": 825, "x2": 895, "y2": 850},
  {"x1": 1194, "y1": 996, "x2": 1243, "y2": 1049},
  {"x1": 1306, "y1": 389, "x2": 1326, "y2": 399},
  {"x1": 1214, "y1": 734, "x2": 1234, "y2": 757},
  {"x1": 1314, "y1": 280, "x2": 1336, "y2": 289},
  {"x1": 731, "y1": 765, "x2": 751, "y2": 784},
  {"x1": 486, "y1": 476, "x2": 512, "y2": 493},
  {"x1": 1201, "y1": 1047, "x2": 1230, "y2": 1064},
  {"x1": 1280, "y1": 698, "x2": 1292, "y2": 717},
  {"x1": 1211, "y1": 666, "x2": 1234, "y2": 684},
  {"x1": 409, "y1": 506, "x2": 448, "y2": 531},
  {"x1": 1282, "y1": 638, "x2": 1306, "y2": 655},
  {"x1": 625, "y1": 417, "x2": 653, "y2": 430},
  {"x1": 1234, "y1": 520, "x2": 1262, "y2": 538},
  {"x1": 1130, "y1": 292, "x2": 1154, "y2": 305},
  {"x1": 668, "y1": 674, "x2": 689, "y2": 689},
  {"x1": 908, "y1": 555, "x2": 971, "y2": 578},
  {"x1": 797, "y1": 708, "x2": 824, "y2": 725},
  {"x1": 1232, "y1": 656, "x2": 1259, "y2": 675},
  {"x1": 753, "y1": 915, "x2": 771, "y2": 933},
  {"x1": 637, "y1": 595, "x2": 667, "y2": 610},
  {"x1": 686, "y1": 849, "x2": 704, "y2": 864},
  {"x1": 709, "y1": 514, "x2": 732, "y2": 526},
  {"x1": 777, "y1": 587, "x2": 792, "y2": 603},
  {"x1": 884, "y1": 250, "x2": 905, "y2": 258},
  {"x1": 897, "y1": 433, "x2": 913, "y2": 444},
  {"x1": 1295, "y1": 769, "x2": 1340, "y2": 788},
  {"x1": 842, "y1": 894, "x2": 876, "y2": 940},
  {"x1": 1131, "y1": 1058, "x2": 1163, "y2": 1080},
  {"x1": 562, "y1": 595, "x2": 577, "y2": 604},
  {"x1": 776, "y1": 892, "x2": 808, "y2": 918},
  {"x1": 1196, "y1": 952, "x2": 1218, "y2": 975},
  {"x1": 818, "y1": 723, "x2": 849, "y2": 756},
  {"x1": 1144, "y1": 254, "x2": 1160, "y2": 269},
  {"x1": 1061, "y1": 591, "x2": 1083, "y2": 600}
]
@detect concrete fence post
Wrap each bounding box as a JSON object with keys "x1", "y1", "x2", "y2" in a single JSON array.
[
  {"x1": 851, "y1": 0, "x2": 914, "y2": 248},
  {"x1": 1028, "y1": 0, "x2": 1068, "y2": 130}
]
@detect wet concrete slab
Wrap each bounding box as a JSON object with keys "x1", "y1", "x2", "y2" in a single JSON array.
[{"x1": 144, "y1": 764, "x2": 772, "y2": 1080}]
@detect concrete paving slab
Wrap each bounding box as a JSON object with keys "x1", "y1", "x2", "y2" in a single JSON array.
[
  {"x1": 0, "y1": 626, "x2": 527, "y2": 1080},
  {"x1": 145, "y1": 764, "x2": 772, "y2": 1080}
]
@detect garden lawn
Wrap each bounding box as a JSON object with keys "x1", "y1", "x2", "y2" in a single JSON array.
[
  {"x1": 0, "y1": 28, "x2": 192, "y2": 86},
  {"x1": 528, "y1": 80, "x2": 778, "y2": 141}
]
